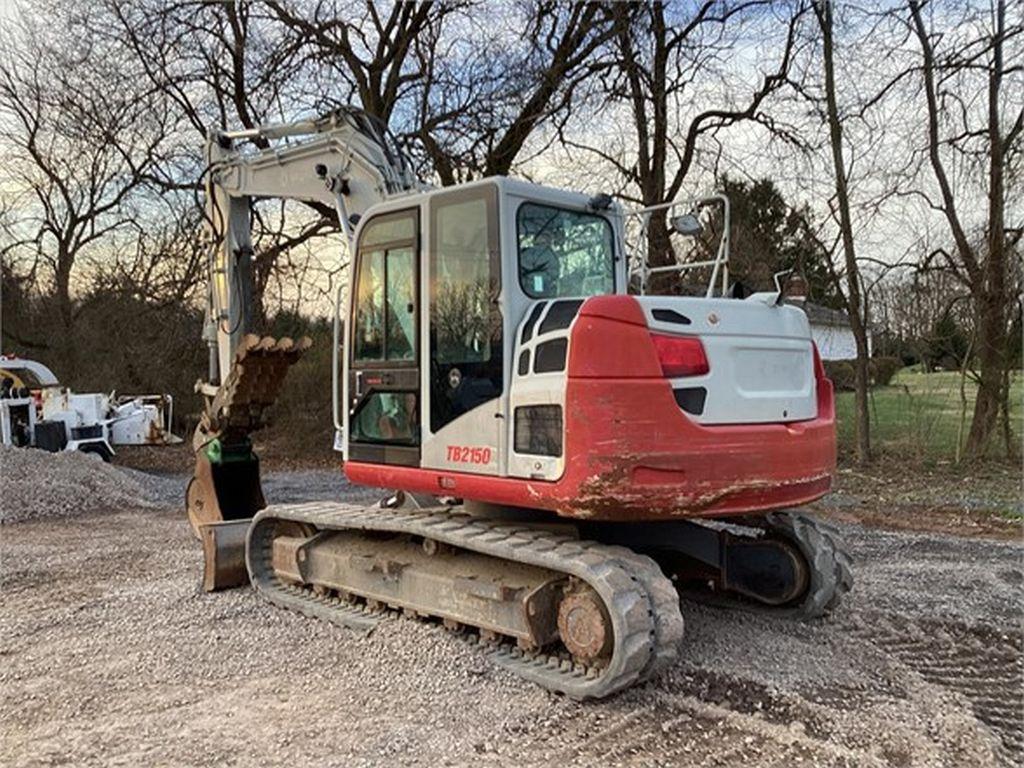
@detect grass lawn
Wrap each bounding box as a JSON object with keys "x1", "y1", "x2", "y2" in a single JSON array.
[{"x1": 835, "y1": 368, "x2": 1023, "y2": 463}]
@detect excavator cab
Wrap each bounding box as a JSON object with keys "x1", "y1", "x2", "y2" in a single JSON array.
[
  {"x1": 341, "y1": 179, "x2": 623, "y2": 480},
  {"x1": 339, "y1": 178, "x2": 834, "y2": 523}
]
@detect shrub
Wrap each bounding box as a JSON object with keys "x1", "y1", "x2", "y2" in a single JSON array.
[
  {"x1": 924, "y1": 313, "x2": 970, "y2": 370},
  {"x1": 870, "y1": 356, "x2": 902, "y2": 386},
  {"x1": 824, "y1": 360, "x2": 856, "y2": 391}
]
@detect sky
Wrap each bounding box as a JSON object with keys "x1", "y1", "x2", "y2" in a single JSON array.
[{"x1": 0, "y1": 0, "x2": 1017, "y2": 318}]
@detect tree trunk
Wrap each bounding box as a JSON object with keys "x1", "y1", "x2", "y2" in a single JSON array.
[
  {"x1": 964, "y1": 294, "x2": 1006, "y2": 457},
  {"x1": 964, "y1": 0, "x2": 1010, "y2": 461},
  {"x1": 54, "y1": 250, "x2": 77, "y2": 377},
  {"x1": 999, "y1": 354, "x2": 1015, "y2": 462},
  {"x1": 909, "y1": 0, "x2": 1012, "y2": 461},
  {"x1": 815, "y1": 0, "x2": 871, "y2": 464},
  {"x1": 644, "y1": 208, "x2": 679, "y2": 294}
]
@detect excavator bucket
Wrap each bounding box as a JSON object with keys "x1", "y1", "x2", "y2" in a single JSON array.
[
  {"x1": 187, "y1": 334, "x2": 312, "y2": 591},
  {"x1": 187, "y1": 448, "x2": 266, "y2": 532}
]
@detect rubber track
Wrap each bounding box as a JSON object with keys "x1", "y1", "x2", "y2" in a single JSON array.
[
  {"x1": 247, "y1": 501, "x2": 684, "y2": 699},
  {"x1": 765, "y1": 511, "x2": 854, "y2": 618}
]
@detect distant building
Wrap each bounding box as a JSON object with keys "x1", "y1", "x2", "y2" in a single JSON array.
[{"x1": 796, "y1": 301, "x2": 872, "y2": 360}]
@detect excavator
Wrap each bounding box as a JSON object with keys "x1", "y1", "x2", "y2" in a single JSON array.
[{"x1": 187, "y1": 107, "x2": 851, "y2": 699}]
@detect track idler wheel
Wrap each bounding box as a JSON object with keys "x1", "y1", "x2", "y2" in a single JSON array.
[
  {"x1": 558, "y1": 580, "x2": 613, "y2": 666},
  {"x1": 721, "y1": 535, "x2": 809, "y2": 606}
]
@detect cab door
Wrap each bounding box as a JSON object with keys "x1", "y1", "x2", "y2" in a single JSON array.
[
  {"x1": 347, "y1": 208, "x2": 421, "y2": 467},
  {"x1": 421, "y1": 184, "x2": 504, "y2": 475}
]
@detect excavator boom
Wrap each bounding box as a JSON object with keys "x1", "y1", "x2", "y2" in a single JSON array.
[{"x1": 188, "y1": 109, "x2": 419, "y2": 561}]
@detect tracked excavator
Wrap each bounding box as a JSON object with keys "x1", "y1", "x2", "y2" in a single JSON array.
[{"x1": 188, "y1": 107, "x2": 852, "y2": 699}]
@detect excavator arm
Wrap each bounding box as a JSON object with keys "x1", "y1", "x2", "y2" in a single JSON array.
[
  {"x1": 187, "y1": 108, "x2": 419, "y2": 567},
  {"x1": 201, "y1": 108, "x2": 418, "y2": 386}
]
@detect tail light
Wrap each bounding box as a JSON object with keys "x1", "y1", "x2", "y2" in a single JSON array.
[
  {"x1": 651, "y1": 334, "x2": 709, "y2": 378},
  {"x1": 812, "y1": 342, "x2": 827, "y2": 382}
]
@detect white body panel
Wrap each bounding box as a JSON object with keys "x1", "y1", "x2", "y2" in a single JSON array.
[
  {"x1": 38, "y1": 389, "x2": 180, "y2": 447},
  {"x1": 108, "y1": 396, "x2": 181, "y2": 445},
  {"x1": 637, "y1": 296, "x2": 818, "y2": 424},
  {"x1": 42, "y1": 391, "x2": 106, "y2": 432},
  {"x1": 507, "y1": 301, "x2": 571, "y2": 481},
  {"x1": 421, "y1": 403, "x2": 504, "y2": 475}
]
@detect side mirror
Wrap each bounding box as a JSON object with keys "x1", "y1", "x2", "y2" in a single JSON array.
[{"x1": 670, "y1": 213, "x2": 702, "y2": 236}]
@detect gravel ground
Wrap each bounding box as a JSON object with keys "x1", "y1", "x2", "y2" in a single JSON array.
[{"x1": 1, "y1": 464, "x2": 1021, "y2": 767}]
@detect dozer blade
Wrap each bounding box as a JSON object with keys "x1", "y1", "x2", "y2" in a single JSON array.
[{"x1": 199, "y1": 519, "x2": 252, "y2": 591}]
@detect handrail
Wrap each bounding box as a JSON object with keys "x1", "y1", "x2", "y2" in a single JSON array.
[
  {"x1": 331, "y1": 279, "x2": 345, "y2": 436},
  {"x1": 626, "y1": 193, "x2": 730, "y2": 298}
]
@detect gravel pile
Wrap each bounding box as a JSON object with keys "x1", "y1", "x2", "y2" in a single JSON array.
[{"x1": 0, "y1": 446, "x2": 157, "y2": 524}]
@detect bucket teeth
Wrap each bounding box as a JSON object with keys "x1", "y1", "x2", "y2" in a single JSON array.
[
  {"x1": 207, "y1": 334, "x2": 313, "y2": 433},
  {"x1": 272, "y1": 337, "x2": 294, "y2": 354},
  {"x1": 235, "y1": 333, "x2": 262, "y2": 361}
]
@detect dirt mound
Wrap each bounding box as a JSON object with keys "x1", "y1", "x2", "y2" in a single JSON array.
[{"x1": 0, "y1": 446, "x2": 155, "y2": 524}]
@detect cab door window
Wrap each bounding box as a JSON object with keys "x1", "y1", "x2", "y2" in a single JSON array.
[
  {"x1": 350, "y1": 391, "x2": 418, "y2": 444},
  {"x1": 429, "y1": 185, "x2": 502, "y2": 433},
  {"x1": 349, "y1": 209, "x2": 420, "y2": 454},
  {"x1": 352, "y1": 212, "x2": 417, "y2": 363}
]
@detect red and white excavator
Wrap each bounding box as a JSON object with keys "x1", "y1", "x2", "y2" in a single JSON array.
[{"x1": 187, "y1": 108, "x2": 851, "y2": 699}]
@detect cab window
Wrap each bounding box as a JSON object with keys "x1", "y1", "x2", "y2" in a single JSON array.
[
  {"x1": 352, "y1": 211, "x2": 417, "y2": 363},
  {"x1": 517, "y1": 203, "x2": 614, "y2": 298},
  {"x1": 429, "y1": 185, "x2": 502, "y2": 433},
  {"x1": 350, "y1": 391, "x2": 419, "y2": 444}
]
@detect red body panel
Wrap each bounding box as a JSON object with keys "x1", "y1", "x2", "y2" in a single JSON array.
[{"x1": 345, "y1": 296, "x2": 836, "y2": 521}]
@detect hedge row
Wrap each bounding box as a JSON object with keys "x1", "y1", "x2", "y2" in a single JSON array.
[{"x1": 823, "y1": 356, "x2": 902, "y2": 391}]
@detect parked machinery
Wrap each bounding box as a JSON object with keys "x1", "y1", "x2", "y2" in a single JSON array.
[
  {"x1": 190, "y1": 108, "x2": 851, "y2": 699},
  {"x1": 0, "y1": 355, "x2": 181, "y2": 459}
]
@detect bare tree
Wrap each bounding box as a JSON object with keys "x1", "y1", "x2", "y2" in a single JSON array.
[
  {"x1": 269, "y1": 1, "x2": 617, "y2": 186},
  {"x1": 558, "y1": 1, "x2": 805, "y2": 287},
  {"x1": 811, "y1": 0, "x2": 873, "y2": 463},
  {"x1": 467, "y1": 2, "x2": 617, "y2": 179},
  {"x1": 96, "y1": 0, "x2": 346, "y2": 321},
  {"x1": 906, "y1": 0, "x2": 1022, "y2": 459},
  {"x1": 0, "y1": 10, "x2": 171, "y2": 370},
  {"x1": 263, "y1": 0, "x2": 446, "y2": 125}
]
